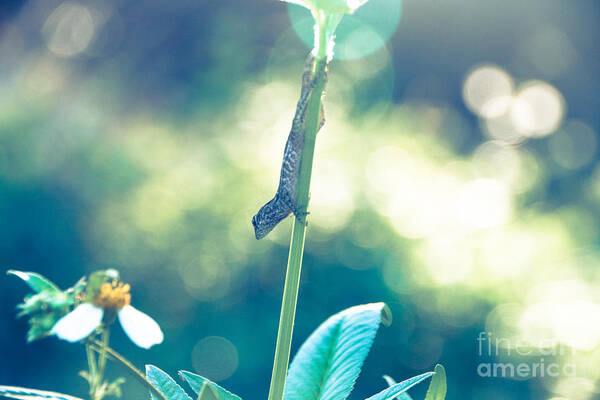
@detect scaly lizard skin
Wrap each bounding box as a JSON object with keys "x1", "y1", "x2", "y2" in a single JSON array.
[{"x1": 252, "y1": 54, "x2": 327, "y2": 239}]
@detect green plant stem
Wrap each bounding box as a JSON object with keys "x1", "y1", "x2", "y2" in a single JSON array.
[
  {"x1": 267, "y1": 25, "x2": 329, "y2": 400},
  {"x1": 97, "y1": 329, "x2": 109, "y2": 378},
  {"x1": 85, "y1": 344, "x2": 98, "y2": 400},
  {"x1": 87, "y1": 339, "x2": 169, "y2": 400}
]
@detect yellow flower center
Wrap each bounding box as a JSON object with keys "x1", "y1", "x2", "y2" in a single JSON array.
[{"x1": 93, "y1": 281, "x2": 131, "y2": 310}]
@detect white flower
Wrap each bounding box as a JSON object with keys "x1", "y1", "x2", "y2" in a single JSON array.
[{"x1": 51, "y1": 282, "x2": 163, "y2": 349}]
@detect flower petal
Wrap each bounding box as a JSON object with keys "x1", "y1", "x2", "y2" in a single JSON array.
[
  {"x1": 51, "y1": 303, "x2": 103, "y2": 342},
  {"x1": 118, "y1": 305, "x2": 163, "y2": 349}
]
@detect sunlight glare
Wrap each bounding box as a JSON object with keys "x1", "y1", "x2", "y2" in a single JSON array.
[
  {"x1": 463, "y1": 65, "x2": 513, "y2": 119},
  {"x1": 511, "y1": 81, "x2": 565, "y2": 138},
  {"x1": 454, "y1": 179, "x2": 511, "y2": 229},
  {"x1": 520, "y1": 299, "x2": 600, "y2": 351},
  {"x1": 483, "y1": 112, "x2": 525, "y2": 144},
  {"x1": 479, "y1": 229, "x2": 534, "y2": 279},
  {"x1": 311, "y1": 160, "x2": 356, "y2": 232},
  {"x1": 552, "y1": 377, "x2": 596, "y2": 400},
  {"x1": 366, "y1": 146, "x2": 414, "y2": 195},
  {"x1": 472, "y1": 141, "x2": 521, "y2": 186},
  {"x1": 420, "y1": 235, "x2": 474, "y2": 284}
]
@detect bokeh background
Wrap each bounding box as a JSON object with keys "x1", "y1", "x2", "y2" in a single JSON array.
[{"x1": 1, "y1": 0, "x2": 600, "y2": 399}]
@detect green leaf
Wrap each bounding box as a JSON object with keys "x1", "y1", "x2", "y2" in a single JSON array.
[
  {"x1": 145, "y1": 365, "x2": 192, "y2": 400},
  {"x1": 364, "y1": 373, "x2": 434, "y2": 400},
  {"x1": 284, "y1": 303, "x2": 390, "y2": 400},
  {"x1": 105, "y1": 378, "x2": 126, "y2": 398},
  {"x1": 424, "y1": 365, "x2": 446, "y2": 400},
  {"x1": 0, "y1": 385, "x2": 83, "y2": 400},
  {"x1": 7, "y1": 270, "x2": 60, "y2": 293},
  {"x1": 382, "y1": 376, "x2": 412, "y2": 400},
  {"x1": 281, "y1": 0, "x2": 369, "y2": 15},
  {"x1": 10, "y1": 271, "x2": 79, "y2": 342},
  {"x1": 179, "y1": 371, "x2": 242, "y2": 400}
]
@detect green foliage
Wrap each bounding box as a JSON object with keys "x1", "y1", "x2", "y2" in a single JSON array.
[
  {"x1": 3, "y1": 4, "x2": 453, "y2": 400},
  {"x1": 0, "y1": 385, "x2": 83, "y2": 400},
  {"x1": 283, "y1": 0, "x2": 368, "y2": 15},
  {"x1": 364, "y1": 373, "x2": 434, "y2": 400},
  {"x1": 179, "y1": 371, "x2": 242, "y2": 400},
  {"x1": 7, "y1": 271, "x2": 60, "y2": 293},
  {"x1": 144, "y1": 305, "x2": 437, "y2": 400},
  {"x1": 145, "y1": 366, "x2": 243, "y2": 400},
  {"x1": 145, "y1": 365, "x2": 192, "y2": 400},
  {"x1": 282, "y1": 0, "x2": 370, "y2": 58},
  {"x1": 424, "y1": 365, "x2": 446, "y2": 400},
  {"x1": 143, "y1": 304, "x2": 437, "y2": 400},
  {"x1": 8, "y1": 270, "x2": 84, "y2": 342},
  {"x1": 381, "y1": 365, "x2": 446, "y2": 400},
  {"x1": 283, "y1": 303, "x2": 392, "y2": 400},
  {"x1": 382, "y1": 376, "x2": 412, "y2": 400},
  {"x1": 79, "y1": 372, "x2": 125, "y2": 399}
]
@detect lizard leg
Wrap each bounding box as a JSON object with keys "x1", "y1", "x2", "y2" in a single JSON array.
[
  {"x1": 279, "y1": 189, "x2": 297, "y2": 215},
  {"x1": 279, "y1": 189, "x2": 310, "y2": 223}
]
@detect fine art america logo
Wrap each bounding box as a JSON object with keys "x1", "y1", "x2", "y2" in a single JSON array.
[{"x1": 477, "y1": 332, "x2": 576, "y2": 378}]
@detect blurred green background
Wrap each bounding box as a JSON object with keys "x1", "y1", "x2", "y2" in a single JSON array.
[{"x1": 1, "y1": 0, "x2": 600, "y2": 399}]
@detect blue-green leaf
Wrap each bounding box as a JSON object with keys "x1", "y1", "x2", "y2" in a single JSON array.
[
  {"x1": 146, "y1": 365, "x2": 192, "y2": 400},
  {"x1": 282, "y1": 0, "x2": 369, "y2": 15},
  {"x1": 284, "y1": 302, "x2": 391, "y2": 400},
  {"x1": 0, "y1": 385, "x2": 83, "y2": 400},
  {"x1": 382, "y1": 375, "x2": 412, "y2": 400},
  {"x1": 8, "y1": 270, "x2": 60, "y2": 293},
  {"x1": 424, "y1": 365, "x2": 446, "y2": 400},
  {"x1": 179, "y1": 370, "x2": 242, "y2": 400},
  {"x1": 364, "y1": 373, "x2": 433, "y2": 400}
]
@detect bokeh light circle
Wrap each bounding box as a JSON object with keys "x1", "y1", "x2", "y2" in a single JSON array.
[
  {"x1": 463, "y1": 65, "x2": 514, "y2": 119},
  {"x1": 42, "y1": 2, "x2": 95, "y2": 57},
  {"x1": 482, "y1": 111, "x2": 525, "y2": 144},
  {"x1": 191, "y1": 336, "x2": 239, "y2": 381},
  {"x1": 511, "y1": 80, "x2": 565, "y2": 138},
  {"x1": 286, "y1": 0, "x2": 401, "y2": 60},
  {"x1": 548, "y1": 120, "x2": 597, "y2": 170},
  {"x1": 472, "y1": 141, "x2": 522, "y2": 185}
]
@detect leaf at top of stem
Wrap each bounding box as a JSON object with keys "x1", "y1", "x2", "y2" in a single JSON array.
[
  {"x1": 282, "y1": 0, "x2": 369, "y2": 15},
  {"x1": 424, "y1": 365, "x2": 447, "y2": 400},
  {"x1": 284, "y1": 303, "x2": 390, "y2": 400},
  {"x1": 281, "y1": 0, "x2": 371, "y2": 59}
]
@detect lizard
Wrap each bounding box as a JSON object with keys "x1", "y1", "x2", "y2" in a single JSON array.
[{"x1": 252, "y1": 53, "x2": 327, "y2": 240}]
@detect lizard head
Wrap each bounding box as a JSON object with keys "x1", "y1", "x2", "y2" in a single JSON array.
[
  {"x1": 252, "y1": 210, "x2": 272, "y2": 240},
  {"x1": 252, "y1": 197, "x2": 283, "y2": 240}
]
